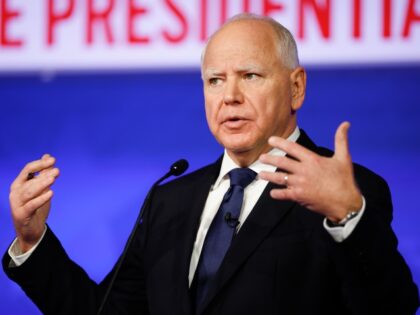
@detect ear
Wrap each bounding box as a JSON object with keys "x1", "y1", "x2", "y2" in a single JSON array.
[{"x1": 290, "y1": 67, "x2": 306, "y2": 111}]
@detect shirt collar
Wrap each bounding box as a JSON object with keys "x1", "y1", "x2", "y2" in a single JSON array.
[{"x1": 213, "y1": 126, "x2": 301, "y2": 189}]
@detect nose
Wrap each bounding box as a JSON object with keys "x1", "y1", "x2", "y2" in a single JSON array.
[{"x1": 223, "y1": 78, "x2": 244, "y2": 105}]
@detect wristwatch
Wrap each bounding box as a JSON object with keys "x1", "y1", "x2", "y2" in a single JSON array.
[{"x1": 327, "y1": 211, "x2": 360, "y2": 227}]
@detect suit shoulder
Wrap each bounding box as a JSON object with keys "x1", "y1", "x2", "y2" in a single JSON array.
[{"x1": 156, "y1": 161, "x2": 219, "y2": 194}]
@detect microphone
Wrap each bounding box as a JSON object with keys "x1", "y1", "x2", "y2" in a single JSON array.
[
  {"x1": 97, "y1": 159, "x2": 189, "y2": 315},
  {"x1": 170, "y1": 159, "x2": 189, "y2": 176},
  {"x1": 224, "y1": 212, "x2": 240, "y2": 228}
]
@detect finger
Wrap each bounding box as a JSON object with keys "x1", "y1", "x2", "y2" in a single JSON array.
[
  {"x1": 37, "y1": 167, "x2": 60, "y2": 180},
  {"x1": 259, "y1": 154, "x2": 300, "y2": 174},
  {"x1": 334, "y1": 122, "x2": 350, "y2": 162},
  {"x1": 14, "y1": 156, "x2": 56, "y2": 187},
  {"x1": 268, "y1": 136, "x2": 314, "y2": 162},
  {"x1": 29, "y1": 167, "x2": 60, "y2": 189},
  {"x1": 259, "y1": 171, "x2": 291, "y2": 187},
  {"x1": 40, "y1": 154, "x2": 54, "y2": 175},
  {"x1": 270, "y1": 188, "x2": 295, "y2": 201},
  {"x1": 19, "y1": 176, "x2": 57, "y2": 205},
  {"x1": 22, "y1": 190, "x2": 54, "y2": 215},
  {"x1": 26, "y1": 154, "x2": 53, "y2": 179}
]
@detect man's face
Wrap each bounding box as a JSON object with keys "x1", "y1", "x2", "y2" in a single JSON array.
[{"x1": 202, "y1": 20, "x2": 304, "y2": 165}]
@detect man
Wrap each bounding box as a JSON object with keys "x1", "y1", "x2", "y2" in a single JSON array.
[{"x1": 3, "y1": 14, "x2": 419, "y2": 315}]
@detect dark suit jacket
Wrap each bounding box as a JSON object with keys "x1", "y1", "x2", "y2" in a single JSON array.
[{"x1": 3, "y1": 130, "x2": 419, "y2": 315}]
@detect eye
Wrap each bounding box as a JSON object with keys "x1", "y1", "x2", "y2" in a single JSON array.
[
  {"x1": 244, "y1": 73, "x2": 259, "y2": 81},
  {"x1": 209, "y1": 77, "x2": 222, "y2": 86}
]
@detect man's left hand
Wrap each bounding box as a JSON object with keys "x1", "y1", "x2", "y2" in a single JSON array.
[{"x1": 259, "y1": 122, "x2": 363, "y2": 222}]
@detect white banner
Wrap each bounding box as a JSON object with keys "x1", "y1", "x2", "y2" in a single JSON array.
[{"x1": 0, "y1": 0, "x2": 419, "y2": 71}]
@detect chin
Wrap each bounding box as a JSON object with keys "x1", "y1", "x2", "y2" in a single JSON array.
[{"x1": 219, "y1": 135, "x2": 257, "y2": 154}]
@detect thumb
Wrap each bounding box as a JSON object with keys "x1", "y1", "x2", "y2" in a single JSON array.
[{"x1": 334, "y1": 121, "x2": 351, "y2": 162}]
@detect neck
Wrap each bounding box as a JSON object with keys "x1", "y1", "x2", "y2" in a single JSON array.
[
  {"x1": 226, "y1": 146, "x2": 270, "y2": 167},
  {"x1": 226, "y1": 125, "x2": 298, "y2": 167}
]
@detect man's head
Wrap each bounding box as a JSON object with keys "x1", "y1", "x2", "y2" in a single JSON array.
[{"x1": 202, "y1": 14, "x2": 306, "y2": 166}]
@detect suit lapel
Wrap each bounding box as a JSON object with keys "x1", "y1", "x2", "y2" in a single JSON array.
[
  {"x1": 173, "y1": 158, "x2": 222, "y2": 315},
  {"x1": 296, "y1": 129, "x2": 318, "y2": 152},
  {"x1": 198, "y1": 181, "x2": 296, "y2": 314}
]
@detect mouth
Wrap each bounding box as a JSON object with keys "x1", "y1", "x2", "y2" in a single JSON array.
[{"x1": 221, "y1": 116, "x2": 249, "y2": 129}]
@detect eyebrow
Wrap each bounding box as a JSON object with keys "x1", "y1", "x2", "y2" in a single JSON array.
[
  {"x1": 203, "y1": 64, "x2": 264, "y2": 78},
  {"x1": 203, "y1": 69, "x2": 222, "y2": 78}
]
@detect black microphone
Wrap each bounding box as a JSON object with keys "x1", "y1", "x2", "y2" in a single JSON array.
[
  {"x1": 97, "y1": 159, "x2": 189, "y2": 315},
  {"x1": 170, "y1": 159, "x2": 189, "y2": 176},
  {"x1": 224, "y1": 212, "x2": 240, "y2": 228}
]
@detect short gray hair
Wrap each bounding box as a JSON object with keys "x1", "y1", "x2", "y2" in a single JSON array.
[{"x1": 201, "y1": 13, "x2": 300, "y2": 70}]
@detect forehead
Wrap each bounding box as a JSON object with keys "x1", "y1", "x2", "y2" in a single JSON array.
[{"x1": 203, "y1": 20, "x2": 281, "y2": 71}]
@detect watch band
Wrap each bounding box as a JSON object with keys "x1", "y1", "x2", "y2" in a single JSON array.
[{"x1": 327, "y1": 211, "x2": 360, "y2": 227}]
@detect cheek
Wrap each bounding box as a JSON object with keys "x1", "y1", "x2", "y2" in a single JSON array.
[
  {"x1": 253, "y1": 98, "x2": 288, "y2": 133},
  {"x1": 204, "y1": 98, "x2": 218, "y2": 131},
  {"x1": 250, "y1": 97, "x2": 273, "y2": 125}
]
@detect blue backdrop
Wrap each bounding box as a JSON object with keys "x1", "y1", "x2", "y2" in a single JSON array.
[{"x1": 0, "y1": 66, "x2": 419, "y2": 314}]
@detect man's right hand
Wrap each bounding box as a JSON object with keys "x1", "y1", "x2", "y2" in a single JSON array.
[{"x1": 9, "y1": 154, "x2": 60, "y2": 253}]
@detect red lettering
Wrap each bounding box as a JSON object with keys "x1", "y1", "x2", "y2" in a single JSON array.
[
  {"x1": 221, "y1": 0, "x2": 228, "y2": 26},
  {"x1": 47, "y1": 0, "x2": 75, "y2": 46},
  {"x1": 383, "y1": 0, "x2": 391, "y2": 37},
  {"x1": 353, "y1": 0, "x2": 361, "y2": 38},
  {"x1": 87, "y1": 0, "x2": 115, "y2": 45},
  {"x1": 128, "y1": 0, "x2": 149, "y2": 44},
  {"x1": 0, "y1": 0, "x2": 23, "y2": 47},
  {"x1": 403, "y1": 0, "x2": 420, "y2": 37},
  {"x1": 298, "y1": 0, "x2": 331, "y2": 39},
  {"x1": 162, "y1": 0, "x2": 188, "y2": 43},
  {"x1": 243, "y1": 0, "x2": 251, "y2": 12},
  {"x1": 200, "y1": 0, "x2": 208, "y2": 41},
  {"x1": 263, "y1": 0, "x2": 284, "y2": 17}
]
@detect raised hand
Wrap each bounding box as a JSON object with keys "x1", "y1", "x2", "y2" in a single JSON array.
[
  {"x1": 259, "y1": 122, "x2": 362, "y2": 222},
  {"x1": 9, "y1": 154, "x2": 60, "y2": 252}
]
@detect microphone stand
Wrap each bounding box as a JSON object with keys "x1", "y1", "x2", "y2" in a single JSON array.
[{"x1": 96, "y1": 159, "x2": 188, "y2": 315}]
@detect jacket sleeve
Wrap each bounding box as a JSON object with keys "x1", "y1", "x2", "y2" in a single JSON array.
[
  {"x1": 2, "y1": 224, "x2": 149, "y2": 315},
  {"x1": 329, "y1": 166, "x2": 419, "y2": 314}
]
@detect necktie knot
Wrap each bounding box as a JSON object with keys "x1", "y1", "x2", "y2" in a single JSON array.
[{"x1": 229, "y1": 168, "x2": 257, "y2": 189}]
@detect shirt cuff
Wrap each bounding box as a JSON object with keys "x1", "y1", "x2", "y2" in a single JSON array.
[
  {"x1": 323, "y1": 196, "x2": 366, "y2": 243},
  {"x1": 8, "y1": 226, "x2": 48, "y2": 267}
]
